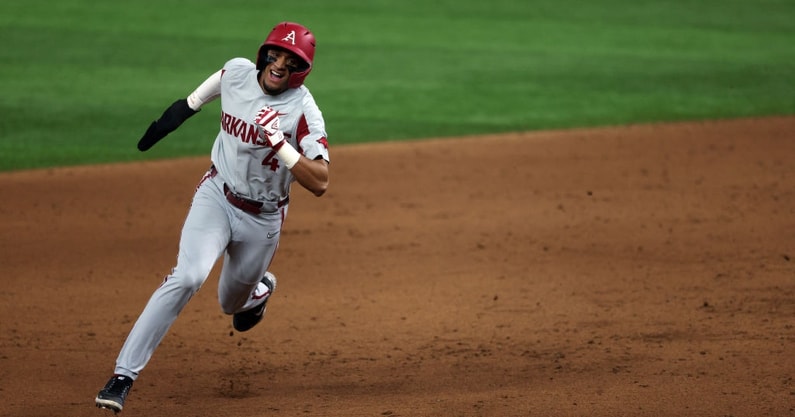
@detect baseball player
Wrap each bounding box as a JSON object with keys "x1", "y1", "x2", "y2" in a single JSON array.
[{"x1": 95, "y1": 22, "x2": 329, "y2": 414}]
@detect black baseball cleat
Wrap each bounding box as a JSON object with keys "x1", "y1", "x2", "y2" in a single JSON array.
[
  {"x1": 95, "y1": 374, "x2": 133, "y2": 414},
  {"x1": 233, "y1": 272, "x2": 277, "y2": 332}
]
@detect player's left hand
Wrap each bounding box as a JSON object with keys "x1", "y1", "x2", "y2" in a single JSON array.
[{"x1": 254, "y1": 106, "x2": 285, "y2": 149}]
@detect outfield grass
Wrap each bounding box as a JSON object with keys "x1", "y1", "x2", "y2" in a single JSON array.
[{"x1": 0, "y1": 0, "x2": 793, "y2": 171}]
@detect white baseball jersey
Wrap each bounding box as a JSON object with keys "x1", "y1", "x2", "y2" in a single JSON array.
[{"x1": 208, "y1": 57, "x2": 329, "y2": 203}]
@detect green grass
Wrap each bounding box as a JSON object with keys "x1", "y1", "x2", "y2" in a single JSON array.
[{"x1": 0, "y1": 0, "x2": 793, "y2": 171}]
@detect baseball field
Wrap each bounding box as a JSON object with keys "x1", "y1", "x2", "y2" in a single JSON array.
[{"x1": 1, "y1": 1, "x2": 794, "y2": 416}]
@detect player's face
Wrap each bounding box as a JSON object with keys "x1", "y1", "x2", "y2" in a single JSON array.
[{"x1": 260, "y1": 48, "x2": 305, "y2": 95}]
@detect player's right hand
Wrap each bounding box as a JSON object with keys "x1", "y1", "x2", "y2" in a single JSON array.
[{"x1": 137, "y1": 99, "x2": 198, "y2": 151}]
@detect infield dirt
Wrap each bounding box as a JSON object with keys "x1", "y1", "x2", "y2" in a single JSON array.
[{"x1": 1, "y1": 116, "x2": 793, "y2": 416}]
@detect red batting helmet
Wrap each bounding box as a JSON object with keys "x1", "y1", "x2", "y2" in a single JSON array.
[{"x1": 256, "y1": 22, "x2": 316, "y2": 88}]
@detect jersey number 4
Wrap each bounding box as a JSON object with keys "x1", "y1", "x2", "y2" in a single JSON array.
[{"x1": 262, "y1": 150, "x2": 280, "y2": 171}]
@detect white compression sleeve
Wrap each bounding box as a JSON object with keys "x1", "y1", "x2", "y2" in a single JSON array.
[{"x1": 187, "y1": 70, "x2": 222, "y2": 110}]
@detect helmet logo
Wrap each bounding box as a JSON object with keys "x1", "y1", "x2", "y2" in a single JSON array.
[{"x1": 281, "y1": 30, "x2": 296, "y2": 45}]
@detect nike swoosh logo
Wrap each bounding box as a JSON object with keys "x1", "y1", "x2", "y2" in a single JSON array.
[{"x1": 267, "y1": 231, "x2": 280, "y2": 239}]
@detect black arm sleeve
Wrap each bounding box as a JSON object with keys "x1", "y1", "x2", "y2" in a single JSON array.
[{"x1": 137, "y1": 99, "x2": 199, "y2": 151}]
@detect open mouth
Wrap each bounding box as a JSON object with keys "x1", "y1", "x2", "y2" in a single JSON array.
[{"x1": 269, "y1": 69, "x2": 286, "y2": 82}]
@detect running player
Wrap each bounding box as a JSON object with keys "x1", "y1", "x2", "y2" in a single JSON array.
[{"x1": 95, "y1": 21, "x2": 330, "y2": 413}]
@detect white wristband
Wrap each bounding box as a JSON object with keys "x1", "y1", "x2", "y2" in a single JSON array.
[{"x1": 277, "y1": 142, "x2": 301, "y2": 169}]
